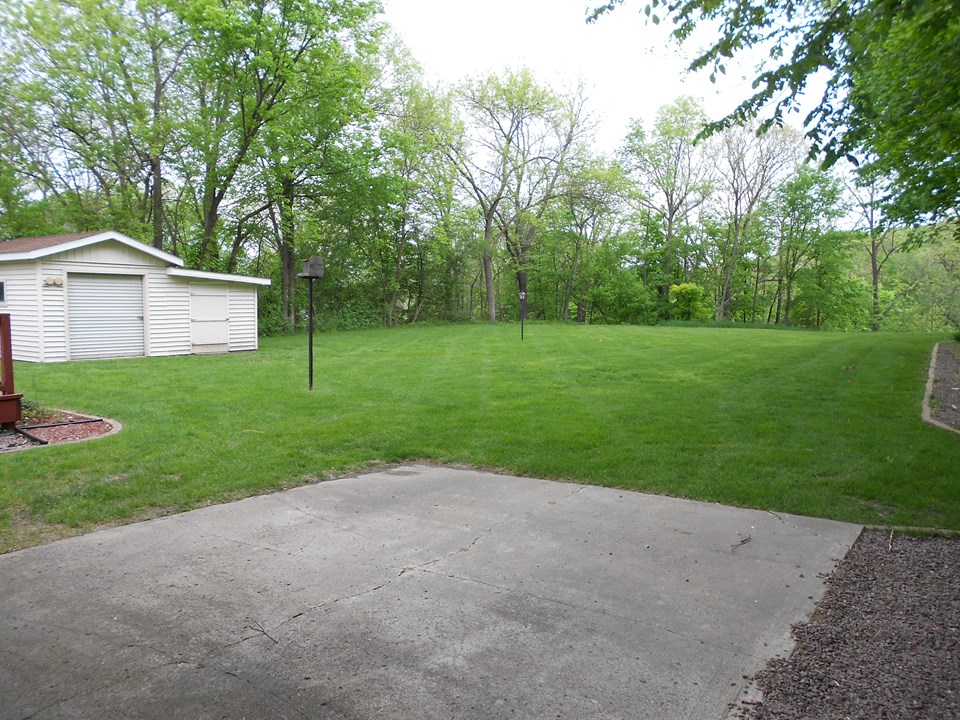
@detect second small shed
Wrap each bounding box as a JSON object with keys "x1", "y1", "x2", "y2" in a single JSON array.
[{"x1": 0, "y1": 231, "x2": 271, "y2": 362}]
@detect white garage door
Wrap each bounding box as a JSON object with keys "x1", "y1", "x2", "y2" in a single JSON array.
[
  {"x1": 190, "y1": 283, "x2": 229, "y2": 354},
  {"x1": 68, "y1": 274, "x2": 145, "y2": 360}
]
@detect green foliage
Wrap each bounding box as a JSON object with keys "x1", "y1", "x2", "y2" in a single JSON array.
[
  {"x1": 874, "y1": 228, "x2": 960, "y2": 332},
  {"x1": 256, "y1": 285, "x2": 291, "y2": 337},
  {"x1": 846, "y1": 6, "x2": 960, "y2": 224},
  {"x1": 590, "y1": 0, "x2": 960, "y2": 226},
  {"x1": 588, "y1": 272, "x2": 658, "y2": 324},
  {"x1": 668, "y1": 282, "x2": 710, "y2": 321},
  {"x1": 0, "y1": 0, "x2": 954, "y2": 333}
]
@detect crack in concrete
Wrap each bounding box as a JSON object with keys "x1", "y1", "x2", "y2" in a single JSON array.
[
  {"x1": 206, "y1": 663, "x2": 310, "y2": 719},
  {"x1": 9, "y1": 614, "x2": 170, "y2": 659},
  {"x1": 15, "y1": 654, "x2": 308, "y2": 720},
  {"x1": 271, "y1": 497, "x2": 382, "y2": 544},
  {"x1": 14, "y1": 655, "x2": 190, "y2": 720},
  {"x1": 398, "y1": 529, "x2": 492, "y2": 577},
  {"x1": 183, "y1": 524, "x2": 299, "y2": 558},
  {"x1": 548, "y1": 484, "x2": 588, "y2": 509},
  {"x1": 269, "y1": 577, "x2": 396, "y2": 635},
  {"x1": 766, "y1": 510, "x2": 805, "y2": 532},
  {"x1": 198, "y1": 631, "x2": 264, "y2": 664},
  {"x1": 417, "y1": 567, "x2": 768, "y2": 661}
]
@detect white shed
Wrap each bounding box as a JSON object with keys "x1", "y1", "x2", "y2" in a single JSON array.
[{"x1": 0, "y1": 231, "x2": 271, "y2": 362}]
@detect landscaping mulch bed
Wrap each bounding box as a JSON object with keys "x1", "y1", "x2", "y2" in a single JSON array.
[
  {"x1": 732, "y1": 529, "x2": 960, "y2": 720},
  {"x1": 0, "y1": 408, "x2": 115, "y2": 452}
]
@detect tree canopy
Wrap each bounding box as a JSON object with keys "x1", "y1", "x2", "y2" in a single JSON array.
[
  {"x1": 0, "y1": 1, "x2": 957, "y2": 334},
  {"x1": 589, "y1": 0, "x2": 960, "y2": 226}
]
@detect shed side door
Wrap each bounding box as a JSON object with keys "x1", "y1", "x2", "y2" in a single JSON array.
[
  {"x1": 67, "y1": 274, "x2": 145, "y2": 360},
  {"x1": 190, "y1": 283, "x2": 229, "y2": 354}
]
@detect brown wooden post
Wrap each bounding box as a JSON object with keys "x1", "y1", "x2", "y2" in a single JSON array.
[
  {"x1": 0, "y1": 313, "x2": 23, "y2": 428},
  {"x1": 1, "y1": 314, "x2": 14, "y2": 395}
]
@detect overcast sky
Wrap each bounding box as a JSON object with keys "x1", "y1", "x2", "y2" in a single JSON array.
[{"x1": 378, "y1": 0, "x2": 763, "y2": 152}]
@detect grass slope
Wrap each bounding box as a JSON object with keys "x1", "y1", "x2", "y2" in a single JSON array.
[{"x1": 1, "y1": 324, "x2": 957, "y2": 552}]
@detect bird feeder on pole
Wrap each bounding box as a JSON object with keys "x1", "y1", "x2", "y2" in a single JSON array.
[{"x1": 519, "y1": 291, "x2": 527, "y2": 341}]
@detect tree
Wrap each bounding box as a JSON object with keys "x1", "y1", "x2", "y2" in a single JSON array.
[
  {"x1": 876, "y1": 226, "x2": 960, "y2": 331},
  {"x1": 557, "y1": 156, "x2": 630, "y2": 322},
  {"x1": 496, "y1": 81, "x2": 589, "y2": 321},
  {"x1": 174, "y1": 0, "x2": 380, "y2": 268},
  {"x1": 251, "y1": 10, "x2": 380, "y2": 328},
  {"x1": 444, "y1": 70, "x2": 587, "y2": 321},
  {"x1": 359, "y1": 49, "x2": 458, "y2": 325},
  {"x1": 589, "y1": 0, "x2": 960, "y2": 224},
  {"x1": 620, "y1": 97, "x2": 713, "y2": 295},
  {"x1": 766, "y1": 166, "x2": 845, "y2": 325},
  {"x1": 1, "y1": 0, "x2": 185, "y2": 244},
  {"x1": 847, "y1": 172, "x2": 911, "y2": 330},
  {"x1": 713, "y1": 123, "x2": 802, "y2": 320},
  {"x1": 844, "y1": 5, "x2": 960, "y2": 224},
  {"x1": 790, "y1": 231, "x2": 869, "y2": 330}
]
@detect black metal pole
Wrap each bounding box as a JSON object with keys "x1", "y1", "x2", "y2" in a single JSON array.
[
  {"x1": 308, "y1": 277, "x2": 314, "y2": 391},
  {"x1": 519, "y1": 291, "x2": 526, "y2": 341}
]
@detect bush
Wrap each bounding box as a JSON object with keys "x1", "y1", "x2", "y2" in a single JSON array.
[
  {"x1": 257, "y1": 286, "x2": 291, "y2": 337},
  {"x1": 669, "y1": 283, "x2": 711, "y2": 321}
]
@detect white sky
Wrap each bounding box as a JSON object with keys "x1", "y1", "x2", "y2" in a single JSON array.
[{"x1": 379, "y1": 0, "x2": 765, "y2": 152}]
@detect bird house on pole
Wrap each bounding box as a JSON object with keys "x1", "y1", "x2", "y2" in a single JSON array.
[{"x1": 298, "y1": 257, "x2": 325, "y2": 390}]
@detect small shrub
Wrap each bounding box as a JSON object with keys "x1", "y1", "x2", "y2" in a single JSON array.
[{"x1": 668, "y1": 283, "x2": 711, "y2": 321}]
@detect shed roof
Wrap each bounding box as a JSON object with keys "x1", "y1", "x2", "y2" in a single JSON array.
[
  {"x1": 0, "y1": 230, "x2": 184, "y2": 266},
  {"x1": 0, "y1": 231, "x2": 269, "y2": 285},
  {"x1": 0, "y1": 231, "x2": 106, "y2": 254}
]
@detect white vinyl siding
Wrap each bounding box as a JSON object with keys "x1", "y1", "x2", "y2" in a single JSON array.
[
  {"x1": 40, "y1": 266, "x2": 67, "y2": 361},
  {"x1": 190, "y1": 283, "x2": 229, "y2": 354},
  {"x1": 228, "y1": 285, "x2": 258, "y2": 351},
  {"x1": 55, "y1": 240, "x2": 166, "y2": 268},
  {"x1": 67, "y1": 274, "x2": 145, "y2": 360},
  {"x1": 147, "y1": 276, "x2": 191, "y2": 357},
  {"x1": 0, "y1": 234, "x2": 266, "y2": 361},
  {"x1": 0, "y1": 262, "x2": 41, "y2": 362}
]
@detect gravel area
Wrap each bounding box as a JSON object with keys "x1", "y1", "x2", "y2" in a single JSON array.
[{"x1": 732, "y1": 529, "x2": 960, "y2": 719}]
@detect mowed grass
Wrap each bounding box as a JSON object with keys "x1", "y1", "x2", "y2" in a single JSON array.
[{"x1": 1, "y1": 323, "x2": 958, "y2": 552}]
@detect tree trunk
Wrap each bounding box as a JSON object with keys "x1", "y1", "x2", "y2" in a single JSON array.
[
  {"x1": 517, "y1": 269, "x2": 529, "y2": 321},
  {"x1": 774, "y1": 278, "x2": 783, "y2": 325},
  {"x1": 278, "y1": 177, "x2": 296, "y2": 330},
  {"x1": 783, "y1": 278, "x2": 793, "y2": 326},
  {"x1": 150, "y1": 155, "x2": 163, "y2": 250},
  {"x1": 716, "y1": 222, "x2": 742, "y2": 320},
  {"x1": 751, "y1": 255, "x2": 762, "y2": 323},
  {"x1": 562, "y1": 242, "x2": 582, "y2": 322},
  {"x1": 483, "y1": 253, "x2": 496, "y2": 322},
  {"x1": 870, "y1": 236, "x2": 881, "y2": 331},
  {"x1": 200, "y1": 183, "x2": 220, "y2": 269}
]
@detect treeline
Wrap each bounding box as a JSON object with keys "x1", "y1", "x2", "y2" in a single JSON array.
[{"x1": 0, "y1": 0, "x2": 956, "y2": 333}]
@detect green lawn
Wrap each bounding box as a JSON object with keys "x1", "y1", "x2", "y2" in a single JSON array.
[{"x1": 1, "y1": 324, "x2": 958, "y2": 552}]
